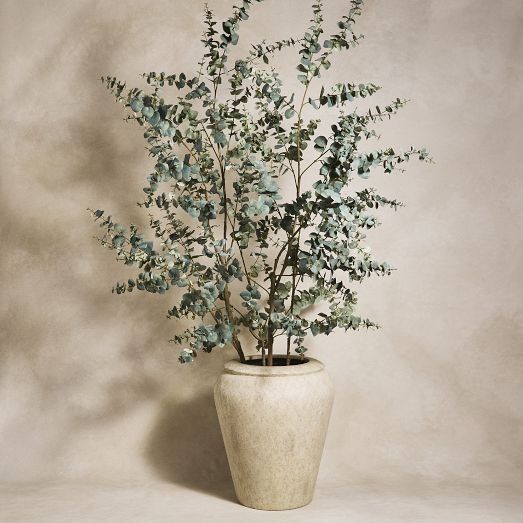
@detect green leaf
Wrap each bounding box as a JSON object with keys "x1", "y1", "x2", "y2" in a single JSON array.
[
  {"x1": 179, "y1": 349, "x2": 197, "y2": 364},
  {"x1": 112, "y1": 235, "x2": 125, "y2": 247},
  {"x1": 141, "y1": 106, "x2": 154, "y2": 118},
  {"x1": 297, "y1": 74, "x2": 308, "y2": 84},
  {"x1": 240, "y1": 290, "x2": 251, "y2": 301},
  {"x1": 314, "y1": 135, "x2": 327, "y2": 152},
  {"x1": 212, "y1": 130, "x2": 227, "y2": 147},
  {"x1": 148, "y1": 111, "x2": 161, "y2": 126},
  {"x1": 130, "y1": 98, "x2": 144, "y2": 112}
]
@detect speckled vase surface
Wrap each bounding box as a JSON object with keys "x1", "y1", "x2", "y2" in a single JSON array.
[{"x1": 214, "y1": 354, "x2": 334, "y2": 510}]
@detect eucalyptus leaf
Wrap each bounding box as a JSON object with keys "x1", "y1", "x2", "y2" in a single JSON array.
[{"x1": 314, "y1": 135, "x2": 327, "y2": 151}]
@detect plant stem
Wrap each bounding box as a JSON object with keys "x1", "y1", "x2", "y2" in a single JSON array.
[
  {"x1": 266, "y1": 273, "x2": 276, "y2": 366},
  {"x1": 223, "y1": 284, "x2": 245, "y2": 363},
  {"x1": 284, "y1": 83, "x2": 309, "y2": 364}
]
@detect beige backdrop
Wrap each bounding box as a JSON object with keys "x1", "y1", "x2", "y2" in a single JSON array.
[{"x1": 1, "y1": 0, "x2": 522, "y2": 519}]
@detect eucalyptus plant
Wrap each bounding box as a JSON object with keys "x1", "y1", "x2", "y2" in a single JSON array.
[{"x1": 90, "y1": 0, "x2": 431, "y2": 366}]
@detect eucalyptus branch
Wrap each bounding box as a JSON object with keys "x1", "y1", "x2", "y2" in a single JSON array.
[
  {"x1": 92, "y1": 0, "x2": 431, "y2": 365},
  {"x1": 300, "y1": 147, "x2": 330, "y2": 176}
]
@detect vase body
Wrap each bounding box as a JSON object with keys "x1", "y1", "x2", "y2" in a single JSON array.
[{"x1": 214, "y1": 354, "x2": 334, "y2": 510}]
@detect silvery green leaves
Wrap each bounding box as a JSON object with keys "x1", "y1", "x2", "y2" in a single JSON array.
[
  {"x1": 296, "y1": 2, "x2": 324, "y2": 84},
  {"x1": 216, "y1": 258, "x2": 244, "y2": 283},
  {"x1": 314, "y1": 135, "x2": 328, "y2": 152},
  {"x1": 101, "y1": 76, "x2": 126, "y2": 101},
  {"x1": 129, "y1": 91, "x2": 177, "y2": 138},
  {"x1": 179, "y1": 348, "x2": 197, "y2": 364},
  {"x1": 245, "y1": 195, "x2": 274, "y2": 218},
  {"x1": 308, "y1": 82, "x2": 381, "y2": 110},
  {"x1": 180, "y1": 283, "x2": 220, "y2": 317},
  {"x1": 353, "y1": 147, "x2": 429, "y2": 178},
  {"x1": 92, "y1": 0, "x2": 431, "y2": 364},
  {"x1": 320, "y1": 0, "x2": 364, "y2": 57},
  {"x1": 297, "y1": 0, "x2": 366, "y2": 85},
  {"x1": 220, "y1": 0, "x2": 263, "y2": 49},
  {"x1": 240, "y1": 285, "x2": 262, "y2": 311},
  {"x1": 257, "y1": 172, "x2": 280, "y2": 195},
  {"x1": 194, "y1": 323, "x2": 234, "y2": 350},
  {"x1": 175, "y1": 322, "x2": 234, "y2": 362},
  {"x1": 179, "y1": 195, "x2": 217, "y2": 225},
  {"x1": 292, "y1": 285, "x2": 334, "y2": 315}
]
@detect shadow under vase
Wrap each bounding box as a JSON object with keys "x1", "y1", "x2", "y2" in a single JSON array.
[{"x1": 144, "y1": 391, "x2": 236, "y2": 503}]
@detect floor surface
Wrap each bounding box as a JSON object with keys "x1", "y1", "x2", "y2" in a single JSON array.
[{"x1": 1, "y1": 481, "x2": 521, "y2": 522}]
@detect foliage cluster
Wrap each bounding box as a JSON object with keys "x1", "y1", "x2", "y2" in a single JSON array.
[{"x1": 90, "y1": 0, "x2": 431, "y2": 365}]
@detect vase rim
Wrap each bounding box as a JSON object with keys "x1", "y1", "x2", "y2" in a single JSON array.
[{"x1": 223, "y1": 354, "x2": 325, "y2": 377}]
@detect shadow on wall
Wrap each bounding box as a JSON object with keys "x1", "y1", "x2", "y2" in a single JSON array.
[{"x1": 145, "y1": 389, "x2": 236, "y2": 503}]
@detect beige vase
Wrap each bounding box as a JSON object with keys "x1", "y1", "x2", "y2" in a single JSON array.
[{"x1": 214, "y1": 354, "x2": 334, "y2": 510}]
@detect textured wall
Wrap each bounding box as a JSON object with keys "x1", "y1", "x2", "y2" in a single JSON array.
[{"x1": 1, "y1": 0, "x2": 522, "y2": 495}]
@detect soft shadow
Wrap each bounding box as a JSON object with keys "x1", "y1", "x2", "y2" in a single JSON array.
[{"x1": 145, "y1": 390, "x2": 237, "y2": 503}]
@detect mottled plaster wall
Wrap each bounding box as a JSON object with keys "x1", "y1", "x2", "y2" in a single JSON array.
[{"x1": 1, "y1": 0, "x2": 522, "y2": 493}]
